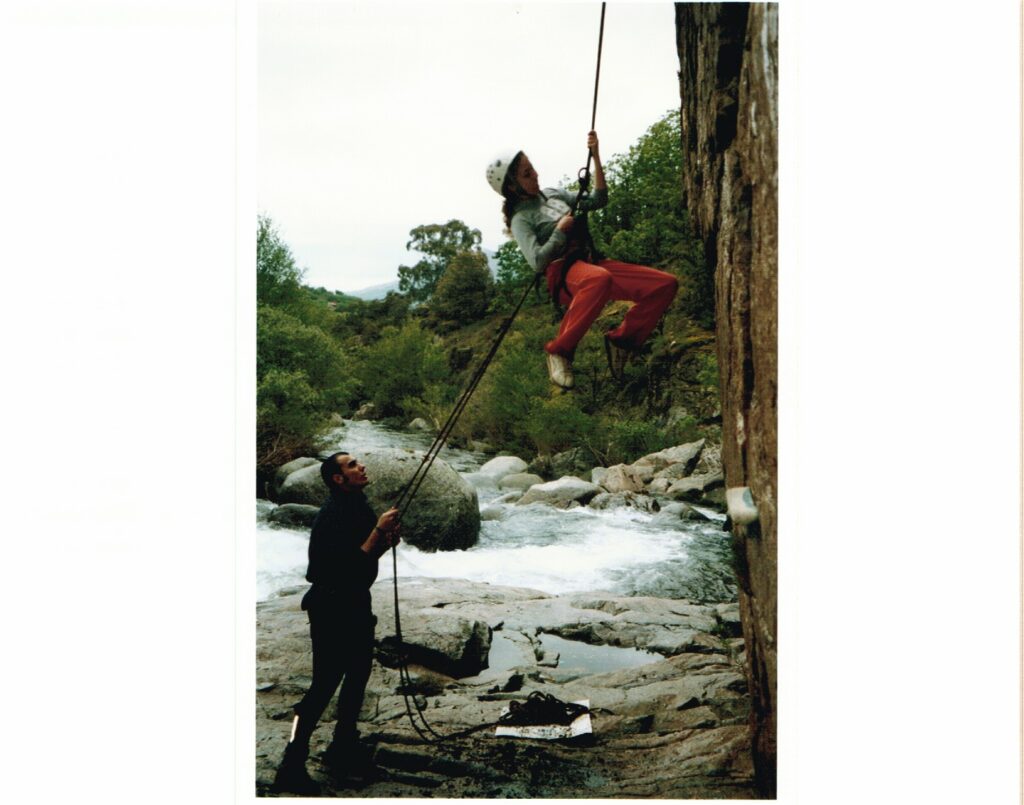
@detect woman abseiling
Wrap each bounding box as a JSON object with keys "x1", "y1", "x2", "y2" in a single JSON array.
[{"x1": 486, "y1": 131, "x2": 678, "y2": 389}]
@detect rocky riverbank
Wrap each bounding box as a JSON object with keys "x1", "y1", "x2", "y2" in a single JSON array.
[{"x1": 256, "y1": 577, "x2": 757, "y2": 798}]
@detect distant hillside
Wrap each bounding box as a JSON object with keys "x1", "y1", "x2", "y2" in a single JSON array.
[
  {"x1": 304, "y1": 285, "x2": 361, "y2": 309},
  {"x1": 345, "y1": 280, "x2": 401, "y2": 301},
  {"x1": 345, "y1": 250, "x2": 498, "y2": 300}
]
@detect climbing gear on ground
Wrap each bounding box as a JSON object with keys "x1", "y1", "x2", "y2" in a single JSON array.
[
  {"x1": 271, "y1": 741, "x2": 319, "y2": 795},
  {"x1": 604, "y1": 334, "x2": 631, "y2": 381},
  {"x1": 498, "y1": 692, "x2": 590, "y2": 727},
  {"x1": 546, "y1": 352, "x2": 575, "y2": 389},
  {"x1": 486, "y1": 152, "x2": 522, "y2": 195}
]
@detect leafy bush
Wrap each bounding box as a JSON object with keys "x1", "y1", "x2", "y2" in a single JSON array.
[
  {"x1": 256, "y1": 304, "x2": 356, "y2": 470},
  {"x1": 257, "y1": 305, "x2": 355, "y2": 411},
  {"x1": 431, "y1": 250, "x2": 493, "y2": 325},
  {"x1": 525, "y1": 394, "x2": 597, "y2": 455},
  {"x1": 460, "y1": 332, "x2": 548, "y2": 451},
  {"x1": 353, "y1": 320, "x2": 447, "y2": 418},
  {"x1": 492, "y1": 239, "x2": 539, "y2": 311},
  {"x1": 602, "y1": 419, "x2": 672, "y2": 465},
  {"x1": 256, "y1": 368, "x2": 327, "y2": 468},
  {"x1": 257, "y1": 215, "x2": 305, "y2": 310}
]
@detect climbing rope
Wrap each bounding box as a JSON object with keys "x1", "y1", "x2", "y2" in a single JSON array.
[
  {"x1": 572, "y1": 1, "x2": 607, "y2": 214},
  {"x1": 552, "y1": 2, "x2": 607, "y2": 320},
  {"x1": 384, "y1": 2, "x2": 608, "y2": 746},
  {"x1": 386, "y1": 269, "x2": 543, "y2": 744}
]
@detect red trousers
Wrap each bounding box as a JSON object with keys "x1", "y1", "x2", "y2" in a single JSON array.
[{"x1": 544, "y1": 258, "x2": 678, "y2": 357}]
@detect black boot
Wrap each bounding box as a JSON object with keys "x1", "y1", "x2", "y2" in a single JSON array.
[
  {"x1": 271, "y1": 741, "x2": 319, "y2": 795},
  {"x1": 320, "y1": 731, "x2": 377, "y2": 782}
]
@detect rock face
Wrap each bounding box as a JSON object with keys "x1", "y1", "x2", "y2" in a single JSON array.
[
  {"x1": 677, "y1": 3, "x2": 778, "y2": 795},
  {"x1": 256, "y1": 578, "x2": 756, "y2": 798},
  {"x1": 277, "y1": 448, "x2": 480, "y2": 551}
]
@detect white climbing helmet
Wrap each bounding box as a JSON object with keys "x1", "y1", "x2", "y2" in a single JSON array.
[{"x1": 485, "y1": 151, "x2": 522, "y2": 195}]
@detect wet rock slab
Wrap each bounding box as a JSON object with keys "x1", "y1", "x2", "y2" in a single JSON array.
[{"x1": 257, "y1": 578, "x2": 756, "y2": 798}]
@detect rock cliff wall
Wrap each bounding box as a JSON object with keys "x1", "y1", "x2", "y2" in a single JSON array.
[{"x1": 675, "y1": 2, "x2": 778, "y2": 795}]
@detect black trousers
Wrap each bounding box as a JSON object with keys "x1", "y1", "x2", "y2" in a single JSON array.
[{"x1": 292, "y1": 604, "x2": 376, "y2": 750}]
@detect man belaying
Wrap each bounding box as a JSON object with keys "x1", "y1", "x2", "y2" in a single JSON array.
[
  {"x1": 486, "y1": 130, "x2": 678, "y2": 390},
  {"x1": 271, "y1": 451, "x2": 401, "y2": 795}
]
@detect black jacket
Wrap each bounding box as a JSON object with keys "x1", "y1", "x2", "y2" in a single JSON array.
[{"x1": 301, "y1": 488, "x2": 379, "y2": 613}]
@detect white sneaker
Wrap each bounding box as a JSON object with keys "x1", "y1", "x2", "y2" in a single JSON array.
[{"x1": 545, "y1": 353, "x2": 575, "y2": 389}]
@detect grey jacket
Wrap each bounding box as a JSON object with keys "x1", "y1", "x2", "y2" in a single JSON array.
[{"x1": 510, "y1": 186, "x2": 608, "y2": 272}]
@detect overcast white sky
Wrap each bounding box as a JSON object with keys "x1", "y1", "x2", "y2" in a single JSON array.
[{"x1": 258, "y1": 1, "x2": 682, "y2": 293}]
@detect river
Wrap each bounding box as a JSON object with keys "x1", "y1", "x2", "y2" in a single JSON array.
[{"x1": 257, "y1": 420, "x2": 736, "y2": 605}]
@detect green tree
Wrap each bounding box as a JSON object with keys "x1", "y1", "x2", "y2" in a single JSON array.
[
  {"x1": 255, "y1": 306, "x2": 356, "y2": 473},
  {"x1": 257, "y1": 368, "x2": 325, "y2": 468},
  {"x1": 353, "y1": 319, "x2": 447, "y2": 417},
  {"x1": 525, "y1": 394, "x2": 597, "y2": 455},
  {"x1": 257, "y1": 215, "x2": 305, "y2": 309},
  {"x1": 397, "y1": 219, "x2": 483, "y2": 303},
  {"x1": 431, "y1": 250, "x2": 493, "y2": 324},
  {"x1": 332, "y1": 291, "x2": 411, "y2": 343},
  {"x1": 462, "y1": 332, "x2": 549, "y2": 451},
  {"x1": 492, "y1": 239, "x2": 537, "y2": 310}
]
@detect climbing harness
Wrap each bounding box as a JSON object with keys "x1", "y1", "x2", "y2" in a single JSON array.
[
  {"x1": 383, "y1": 2, "x2": 607, "y2": 747},
  {"x1": 551, "y1": 1, "x2": 607, "y2": 321}
]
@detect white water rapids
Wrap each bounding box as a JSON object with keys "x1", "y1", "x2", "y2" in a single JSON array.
[{"x1": 257, "y1": 420, "x2": 735, "y2": 604}]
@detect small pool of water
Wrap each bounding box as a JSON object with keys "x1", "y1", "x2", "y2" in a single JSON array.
[{"x1": 488, "y1": 631, "x2": 661, "y2": 676}]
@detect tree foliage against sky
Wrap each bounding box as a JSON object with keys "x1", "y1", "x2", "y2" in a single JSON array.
[
  {"x1": 397, "y1": 219, "x2": 483, "y2": 303},
  {"x1": 492, "y1": 239, "x2": 538, "y2": 310},
  {"x1": 257, "y1": 214, "x2": 305, "y2": 309}
]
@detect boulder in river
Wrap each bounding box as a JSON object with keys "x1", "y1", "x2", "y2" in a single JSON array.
[
  {"x1": 635, "y1": 439, "x2": 706, "y2": 474},
  {"x1": 478, "y1": 456, "x2": 528, "y2": 483},
  {"x1": 277, "y1": 448, "x2": 480, "y2": 551},
  {"x1": 650, "y1": 501, "x2": 714, "y2": 525},
  {"x1": 352, "y1": 402, "x2": 378, "y2": 420},
  {"x1": 516, "y1": 476, "x2": 603, "y2": 508},
  {"x1": 549, "y1": 447, "x2": 593, "y2": 479},
  {"x1": 498, "y1": 472, "x2": 544, "y2": 491},
  {"x1": 272, "y1": 456, "x2": 319, "y2": 499},
  {"x1": 668, "y1": 470, "x2": 725, "y2": 502},
  {"x1": 592, "y1": 464, "x2": 647, "y2": 494},
  {"x1": 408, "y1": 417, "x2": 432, "y2": 432},
  {"x1": 589, "y1": 491, "x2": 660, "y2": 513},
  {"x1": 267, "y1": 503, "x2": 319, "y2": 529},
  {"x1": 647, "y1": 477, "x2": 672, "y2": 495}
]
